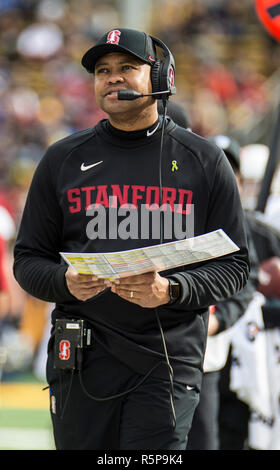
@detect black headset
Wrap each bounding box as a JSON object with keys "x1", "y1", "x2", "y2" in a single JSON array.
[{"x1": 149, "y1": 36, "x2": 176, "y2": 99}]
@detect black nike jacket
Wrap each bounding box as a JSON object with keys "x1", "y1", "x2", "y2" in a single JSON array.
[{"x1": 13, "y1": 117, "x2": 250, "y2": 390}]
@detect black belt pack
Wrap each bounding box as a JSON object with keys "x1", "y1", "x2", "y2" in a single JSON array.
[{"x1": 54, "y1": 319, "x2": 92, "y2": 370}]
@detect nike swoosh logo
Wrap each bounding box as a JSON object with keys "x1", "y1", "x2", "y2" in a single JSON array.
[
  {"x1": 147, "y1": 122, "x2": 160, "y2": 137},
  {"x1": 80, "y1": 161, "x2": 103, "y2": 172}
]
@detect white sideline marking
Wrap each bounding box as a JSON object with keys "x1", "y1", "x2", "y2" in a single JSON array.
[{"x1": 0, "y1": 428, "x2": 54, "y2": 450}]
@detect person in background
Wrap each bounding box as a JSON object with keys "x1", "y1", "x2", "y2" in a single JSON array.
[
  {"x1": 157, "y1": 100, "x2": 191, "y2": 131},
  {"x1": 186, "y1": 135, "x2": 280, "y2": 450},
  {"x1": 186, "y1": 136, "x2": 259, "y2": 450},
  {"x1": 215, "y1": 138, "x2": 280, "y2": 450}
]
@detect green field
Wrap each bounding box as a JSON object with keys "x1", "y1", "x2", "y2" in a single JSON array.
[{"x1": 0, "y1": 376, "x2": 55, "y2": 450}]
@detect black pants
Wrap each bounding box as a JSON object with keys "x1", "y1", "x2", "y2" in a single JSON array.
[
  {"x1": 218, "y1": 352, "x2": 249, "y2": 450},
  {"x1": 186, "y1": 371, "x2": 220, "y2": 450},
  {"x1": 47, "y1": 340, "x2": 199, "y2": 450}
]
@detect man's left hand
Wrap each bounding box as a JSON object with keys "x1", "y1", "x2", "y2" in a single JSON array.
[{"x1": 106, "y1": 272, "x2": 170, "y2": 308}]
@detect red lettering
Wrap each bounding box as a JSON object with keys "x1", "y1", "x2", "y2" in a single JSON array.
[
  {"x1": 161, "y1": 187, "x2": 176, "y2": 212},
  {"x1": 67, "y1": 185, "x2": 194, "y2": 214},
  {"x1": 146, "y1": 186, "x2": 160, "y2": 210},
  {"x1": 177, "y1": 189, "x2": 193, "y2": 214},
  {"x1": 111, "y1": 184, "x2": 129, "y2": 208},
  {"x1": 95, "y1": 185, "x2": 109, "y2": 208},
  {"x1": 81, "y1": 186, "x2": 95, "y2": 209},
  {"x1": 131, "y1": 185, "x2": 145, "y2": 208},
  {"x1": 67, "y1": 188, "x2": 81, "y2": 213}
]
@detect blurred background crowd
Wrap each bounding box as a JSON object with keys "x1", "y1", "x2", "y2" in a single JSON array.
[{"x1": 0, "y1": 0, "x2": 280, "y2": 450}]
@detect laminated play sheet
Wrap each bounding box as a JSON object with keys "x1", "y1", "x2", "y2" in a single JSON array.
[{"x1": 60, "y1": 229, "x2": 239, "y2": 279}]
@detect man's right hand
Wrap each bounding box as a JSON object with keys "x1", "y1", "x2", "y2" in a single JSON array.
[{"x1": 65, "y1": 266, "x2": 107, "y2": 301}]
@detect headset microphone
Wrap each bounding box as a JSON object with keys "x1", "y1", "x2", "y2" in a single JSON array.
[{"x1": 117, "y1": 90, "x2": 171, "y2": 100}]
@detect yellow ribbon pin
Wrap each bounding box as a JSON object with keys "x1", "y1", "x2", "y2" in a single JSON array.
[{"x1": 172, "y1": 160, "x2": 178, "y2": 172}]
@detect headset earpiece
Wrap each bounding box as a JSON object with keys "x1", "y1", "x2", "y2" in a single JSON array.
[
  {"x1": 149, "y1": 36, "x2": 176, "y2": 99},
  {"x1": 150, "y1": 59, "x2": 162, "y2": 94}
]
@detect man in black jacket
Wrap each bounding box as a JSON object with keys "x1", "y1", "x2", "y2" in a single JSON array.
[{"x1": 13, "y1": 28, "x2": 249, "y2": 450}]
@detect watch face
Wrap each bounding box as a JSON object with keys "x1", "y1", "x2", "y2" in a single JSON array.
[{"x1": 169, "y1": 281, "x2": 180, "y2": 300}]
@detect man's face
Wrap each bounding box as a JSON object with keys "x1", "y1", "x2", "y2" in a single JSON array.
[{"x1": 94, "y1": 52, "x2": 153, "y2": 116}]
